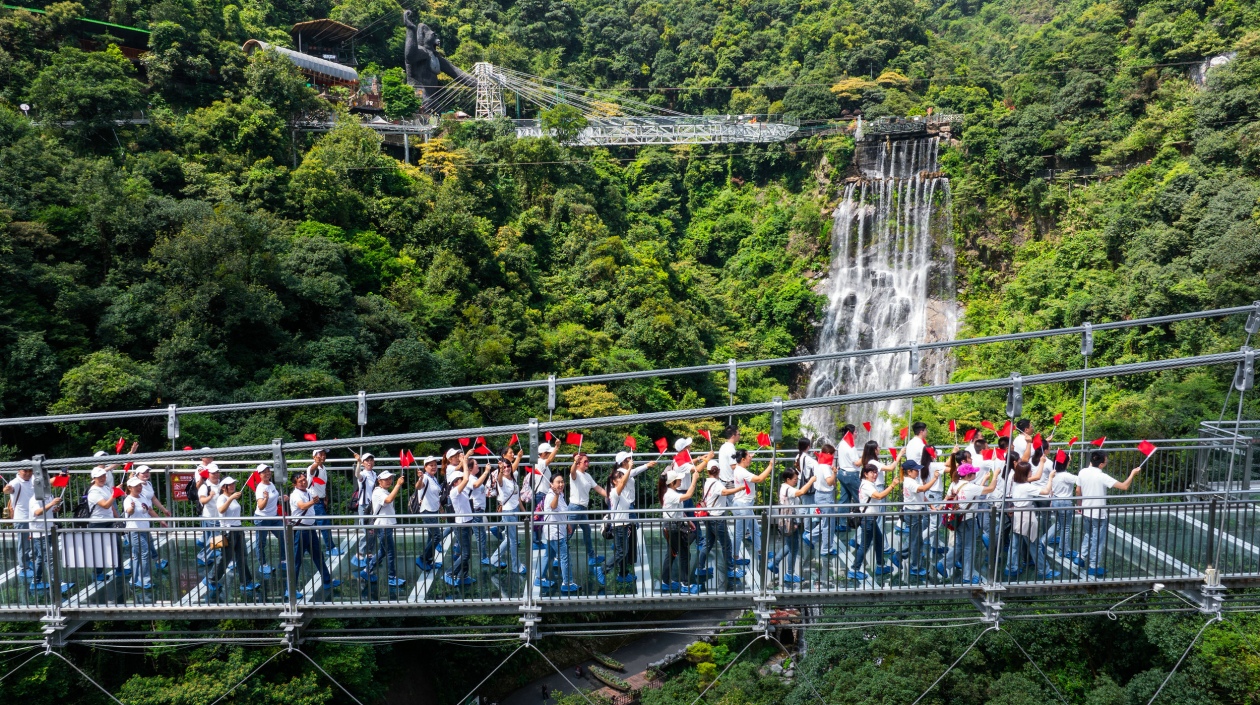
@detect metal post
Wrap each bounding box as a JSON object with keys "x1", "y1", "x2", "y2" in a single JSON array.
[
  {"x1": 272, "y1": 439, "x2": 289, "y2": 487},
  {"x1": 403, "y1": 135, "x2": 410, "y2": 164},
  {"x1": 1222, "y1": 347, "x2": 1253, "y2": 500},
  {"x1": 728, "y1": 359, "x2": 738, "y2": 425},
  {"x1": 284, "y1": 519, "x2": 298, "y2": 615},
  {"x1": 166, "y1": 404, "x2": 179, "y2": 507},
  {"x1": 528, "y1": 419, "x2": 540, "y2": 467},
  {"x1": 1080, "y1": 323, "x2": 1093, "y2": 471},
  {"x1": 1205, "y1": 498, "x2": 1217, "y2": 572},
  {"x1": 546, "y1": 376, "x2": 556, "y2": 422}
]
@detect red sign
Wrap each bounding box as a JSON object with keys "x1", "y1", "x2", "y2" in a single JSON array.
[{"x1": 171, "y1": 472, "x2": 195, "y2": 501}]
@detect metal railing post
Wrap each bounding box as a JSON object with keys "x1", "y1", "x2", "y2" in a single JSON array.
[
  {"x1": 727, "y1": 359, "x2": 737, "y2": 425},
  {"x1": 284, "y1": 520, "x2": 298, "y2": 608},
  {"x1": 1205, "y1": 498, "x2": 1218, "y2": 573},
  {"x1": 1080, "y1": 323, "x2": 1093, "y2": 471}
]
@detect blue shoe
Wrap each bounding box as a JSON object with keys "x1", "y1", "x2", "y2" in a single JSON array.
[
  {"x1": 615, "y1": 574, "x2": 635, "y2": 583},
  {"x1": 551, "y1": 558, "x2": 560, "y2": 568},
  {"x1": 1037, "y1": 570, "x2": 1061, "y2": 579},
  {"x1": 435, "y1": 543, "x2": 443, "y2": 553},
  {"x1": 734, "y1": 558, "x2": 751, "y2": 566},
  {"x1": 481, "y1": 558, "x2": 492, "y2": 566},
  {"x1": 95, "y1": 572, "x2": 109, "y2": 583},
  {"x1": 388, "y1": 577, "x2": 406, "y2": 587},
  {"x1": 328, "y1": 547, "x2": 342, "y2": 557},
  {"x1": 532, "y1": 542, "x2": 545, "y2": 550},
  {"x1": 282, "y1": 591, "x2": 304, "y2": 599},
  {"x1": 140, "y1": 582, "x2": 154, "y2": 590},
  {"x1": 802, "y1": 536, "x2": 813, "y2": 547},
  {"x1": 874, "y1": 565, "x2": 895, "y2": 576},
  {"x1": 1086, "y1": 567, "x2": 1098, "y2": 577},
  {"x1": 493, "y1": 561, "x2": 508, "y2": 569},
  {"x1": 1062, "y1": 550, "x2": 1080, "y2": 560},
  {"x1": 594, "y1": 566, "x2": 606, "y2": 586},
  {"x1": 588, "y1": 556, "x2": 605, "y2": 566},
  {"x1": 30, "y1": 582, "x2": 48, "y2": 591},
  {"x1": 415, "y1": 558, "x2": 433, "y2": 571},
  {"x1": 658, "y1": 582, "x2": 671, "y2": 592},
  {"x1": 537, "y1": 578, "x2": 556, "y2": 588},
  {"x1": 432, "y1": 562, "x2": 442, "y2": 571},
  {"x1": 202, "y1": 578, "x2": 218, "y2": 594},
  {"x1": 888, "y1": 553, "x2": 901, "y2": 568},
  {"x1": 785, "y1": 574, "x2": 802, "y2": 584},
  {"x1": 559, "y1": 582, "x2": 580, "y2": 593},
  {"x1": 846, "y1": 570, "x2": 866, "y2": 581},
  {"x1": 461, "y1": 577, "x2": 476, "y2": 586},
  {"x1": 350, "y1": 555, "x2": 366, "y2": 568},
  {"x1": 155, "y1": 559, "x2": 169, "y2": 571},
  {"x1": 241, "y1": 582, "x2": 260, "y2": 591},
  {"x1": 516, "y1": 566, "x2": 527, "y2": 575},
  {"x1": 836, "y1": 524, "x2": 849, "y2": 532},
  {"x1": 324, "y1": 579, "x2": 341, "y2": 590},
  {"x1": 1094, "y1": 567, "x2": 1106, "y2": 577},
  {"x1": 60, "y1": 582, "x2": 74, "y2": 593},
  {"x1": 847, "y1": 539, "x2": 857, "y2": 548},
  {"x1": 894, "y1": 525, "x2": 910, "y2": 534},
  {"x1": 694, "y1": 568, "x2": 709, "y2": 578},
  {"x1": 1046, "y1": 537, "x2": 1060, "y2": 546},
  {"x1": 358, "y1": 569, "x2": 378, "y2": 582},
  {"x1": 827, "y1": 549, "x2": 839, "y2": 556},
  {"x1": 688, "y1": 583, "x2": 700, "y2": 595},
  {"x1": 1073, "y1": 556, "x2": 1086, "y2": 567},
  {"x1": 727, "y1": 569, "x2": 746, "y2": 579},
  {"x1": 935, "y1": 560, "x2": 947, "y2": 576},
  {"x1": 669, "y1": 581, "x2": 681, "y2": 592},
  {"x1": 767, "y1": 563, "x2": 778, "y2": 573},
  {"x1": 17, "y1": 568, "x2": 32, "y2": 579},
  {"x1": 443, "y1": 574, "x2": 458, "y2": 586},
  {"x1": 934, "y1": 547, "x2": 949, "y2": 555},
  {"x1": 1004, "y1": 568, "x2": 1022, "y2": 578},
  {"x1": 968, "y1": 576, "x2": 983, "y2": 585},
  {"x1": 196, "y1": 538, "x2": 205, "y2": 548},
  {"x1": 260, "y1": 564, "x2": 274, "y2": 576}
]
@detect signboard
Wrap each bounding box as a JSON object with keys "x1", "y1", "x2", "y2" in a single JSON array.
[{"x1": 172, "y1": 472, "x2": 195, "y2": 501}]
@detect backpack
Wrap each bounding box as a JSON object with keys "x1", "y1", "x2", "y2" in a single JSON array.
[
  {"x1": 439, "y1": 481, "x2": 453, "y2": 512},
  {"x1": 73, "y1": 495, "x2": 91, "y2": 519},
  {"x1": 184, "y1": 478, "x2": 197, "y2": 505}
]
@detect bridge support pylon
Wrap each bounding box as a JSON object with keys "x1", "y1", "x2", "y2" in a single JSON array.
[{"x1": 973, "y1": 586, "x2": 1005, "y2": 625}]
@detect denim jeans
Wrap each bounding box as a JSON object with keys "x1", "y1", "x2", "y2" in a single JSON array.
[
  {"x1": 490, "y1": 512, "x2": 522, "y2": 571},
  {"x1": 611, "y1": 524, "x2": 634, "y2": 579},
  {"x1": 1012, "y1": 531, "x2": 1048, "y2": 575},
  {"x1": 837, "y1": 470, "x2": 861, "y2": 507},
  {"x1": 311, "y1": 500, "x2": 334, "y2": 552},
  {"x1": 813, "y1": 489, "x2": 837, "y2": 552},
  {"x1": 471, "y1": 510, "x2": 489, "y2": 558},
  {"x1": 732, "y1": 505, "x2": 761, "y2": 560},
  {"x1": 903, "y1": 511, "x2": 927, "y2": 570},
  {"x1": 211, "y1": 530, "x2": 252, "y2": 584},
  {"x1": 292, "y1": 529, "x2": 331, "y2": 588},
  {"x1": 1046, "y1": 499, "x2": 1075, "y2": 552},
  {"x1": 449, "y1": 525, "x2": 472, "y2": 580},
  {"x1": 1081, "y1": 516, "x2": 1108, "y2": 571},
  {"x1": 365, "y1": 528, "x2": 397, "y2": 578},
  {"x1": 800, "y1": 493, "x2": 816, "y2": 542},
  {"x1": 420, "y1": 513, "x2": 442, "y2": 565},
  {"x1": 696, "y1": 517, "x2": 735, "y2": 580},
  {"x1": 14, "y1": 522, "x2": 32, "y2": 570},
  {"x1": 958, "y1": 517, "x2": 979, "y2": 581},
  {"x1": 852, "y1": 516, "x2": 885, "y2": 571},
  {"x1": 31, "y1": 535, "x2": 48, "y2": 585},
  {"x1": 568, "y1": 505, "x2": 595, "y2": 559},
  {"x1": 542, "y1": 536, "x2": 572, "y2": 585},
  {"x1": 254, "y1": 518, "x2": 283, "y2": 567},
  {"x1": 129, "y1": 531, "x2": 152, "y2": 587},
  {"x1": 773, "y1": 528, "x2": 802, "y2": 576},
  {"x1": 661, "y1": 524, "x2": 691, "y2": 586}
]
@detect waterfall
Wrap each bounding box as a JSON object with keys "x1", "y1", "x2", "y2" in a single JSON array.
[{"x1": 800, "y1": 137, "x2": 959, "y2": 444}]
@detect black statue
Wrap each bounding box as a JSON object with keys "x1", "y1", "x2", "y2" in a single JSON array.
[{"x1": 403, "y1": 11, "x2": 474, "y2": 108}]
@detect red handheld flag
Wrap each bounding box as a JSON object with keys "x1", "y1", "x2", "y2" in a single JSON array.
[
  {"x1": 622, "y1": 435, "x2": 636, "y2": 451},
  {"x1": 674, "y1": 449, "x2": 692, "y2": 466},
  {"x1": 862, "y1": 421, "x2": 872, "y2": 433},
  {"x1": 925, "y1": 446, "x2": 937, "y2": 460},
  {"x1": 404, "y1": 450, "x2": 415, "y2": 468},
  {"x1": 111, "y1": 486, "x2": 125, "y2": 499},
  {"x1": 400, "y1": 450, "x2": 412, "y2": 469},
  {"x1": 544, "y1": 432, "x2": 554, "y2": 443},
  {"x1": 756, "y1": 432, "x2": 771, "y2": 448},
  {"x1": 303, "y1": 433, "x2": 318, "y2": 442},
  {"x1": 458, "y1": 437, "x2": 470, "y2": 447},
  {"x1": 1032, "y1": 433, "x2": 1043, "y2": 450},
  {"x1": 123, "y1": 462, "x2": 133, "y2": 471},
  {"x1": 998, "y1": 420, "x2": 1012, "y2": 438},
  {"x1": 51, "y1": 473, "x2": 70, "y2": 488},
  {"x1": 115, "y1": 437, "x2": 126, "y2": 454},
  {"x1": 311, "y1": 475, "x2": 326, "y2": 485},
  {"x1": 1068, "y1": 436, "x2": 1080, "y2": 447},
  {"x1": 475, "y1": 436, "x2": 486, "y2": 446},
  {"x1": 1137, "y1": 440, "x2": 1157, "y2": 457},
  {"x1": 889, "y1": 448, "x2": 899, "y2": 462},
  {"x1": 565, "y1": 432, "x2": 582, "y2": 446},
  {"x1": 473, "y1": 445, "x2": 491, "y2": 456},
  {"x1": 948, "y1": 419, "x2": 957, "y2": 434},
  {"x1": 899, "y1": 426, "x2": 908, "y2": 441},
  {"x1": 817, "y1": 452, "x2": 835, "y2": 465},
  {"x1": 980, "y1": 420, "x2": 996, "y2": 433},
  {"x1": 1055, "y1": 449, "x2": 1068, "y2": 464},
  {"x1": 982, "y1": 449, "x2": 995, "y2": 461},
  {"x1": 246, "y1": 472, "x2": 261, "y2": 491},
  {"x1": 842, "y1": 430, "x2": 855, "y2": 447},
  {"x1": 183, "y1": 446, "x2": 193, "y2": 451},
  {"x1": 1053, "y1": 413, "x2": 1064, "y2": 426},
  {"x1": 1090, "y1": 436, "x2": 1107, "y2": 448},
  {"x1": 509, "y1": 433, "x2": 519, "y2": 447},
  {"x1": 198, "y1": 469, "x2": 210, "y2": 480},
  {"x1": 654, "y1": 437, "x2": 668, "y2": 454},
  {"x1": 697, "y1": 429, "x2": 711, "y2": 442},
  {"x1": 996, "y1": 448, "x2": 1008, "y2": 461},
  {"x1": 964, "y1": 428, "x2": 977, "y2": 443}
]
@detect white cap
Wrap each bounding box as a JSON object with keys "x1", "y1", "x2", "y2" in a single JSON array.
[
  {"x1": 220, "y1": 476, "x2": 237, "y2": 486},
  {"x1": 422, "y1": 456, "x2": 439, "y2": 465},
  {"x1": 135, "y1": 464, "x2": 151, "y2": 474},
  {"x1": 256, "y1": 463, "x2": 271, "y2": 473},
  {"x1": 445, "y1": 448, "x2": 461, "y2": 459},
  {"x1": 200, "y1": 447, "x2": 212, "y2": 452},
  {"x1": 361, "y1": 452, "x2": 375, "y2": 461},
  {"x1": 94, "y1": 451, "x2": 108, "y2": 458},
  {"x1": 312, "y1": 448, "x2": 327, "y2": 457},
  {"x1": 614, "y1": 451, "x2": 632, "y2": 466},
  {"x1": 377, "y1": 470, "x2": 395, "y2": 481},
  {"x1": 674, "y1": 437, "x2": 692, "y2": 452},
  {"x1": 205, "y1": 462, "x2": 221, "y2": 473},
  {"x1": 91, "y1": 467, "x2": 107, "y2": 478},
  {"x1": 666, "y1": 469, "x2": 685, "y2": 484},
  {"x1": 707, "y1": 459, "x2": 720, "y2": 471},
  {"x1": 126, "y1": 477, "x2": 144, "y2": 487},
  {"x1": 538, "y1": 442, "x2": 555, "y2": 454},
  {"x1": 448, "y1": 469, "x2": 465, "y2": 481}
]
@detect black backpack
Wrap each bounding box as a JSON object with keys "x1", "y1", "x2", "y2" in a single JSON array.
[
  {"x1": 73, "y1": 495, "x2": 91, "y2": 519},
  {"x1": 440, "y1": 481, "x2": 453, "y2": 512},
  {"x1": 185, "y1": 478, "x2": 198, "y2": 505}
]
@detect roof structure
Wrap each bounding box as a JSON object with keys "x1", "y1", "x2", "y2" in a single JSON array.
[
  {"x1": 289, "y1": 18, "x2": 358, "y2": 44},
  {"x1": 242, "y1": 39, "x2": 358, "y2": 86}
]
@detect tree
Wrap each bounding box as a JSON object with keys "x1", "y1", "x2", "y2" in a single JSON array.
[
  {"x1": 381, "y1": 66, "x2": 421, "y2": 119},
  {"x1": 27, "y1": 45, "x2": 144, "y2": 131},
  {"x1": 539, "y1": 103, "x2": 588, "y2": 142}
]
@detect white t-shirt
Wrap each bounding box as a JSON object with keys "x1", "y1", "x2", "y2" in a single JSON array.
[
  {"x1": 541, "y1": 490, "x2": 568, "y2": 539},
  {"x1": 662, "y1": 487, "x2": 685, "y2": 519},
  {"x1": 732, "y1": 467, "x2": 757, "y2": 506},
  {"x1": 372, "y1": 486, "x2": 397, "y2": 526},
  {"x1": 1012, "y1": 435, "x2": 1031, "y2": 462},
  {"x1": 139, "y1": 480, "x2": 157, "y2": 506},
  {"x1": 1051, "y1": 472, "x2": 1079, "y2": 499},
  {"x1": 255, "y1": 482, "x2": 280, "y2": 517},
  {"x1": 306, "y1": 464, "x2": 328, "y2": 499},
  {"x1": 837, "y1": 441, "x2": 862, "y2": 471},
  {"x1": 569, "y1": 470, "x2": 598, "y2": 506},
  {"x1": 289, "y1": 488, "x2": 315, "y2": 525},
  {"x1": 796, "y1": 453, "x2": 818, "y2": 486},
  {"x1": 123, "y1": 495, "x2": 151, "y2": 529},
  {"x1": 451, "y1": 485, "x2": 474, "y2": 523},
  {"x1": 497, "y1": 473, "x2": 521, "y2": 512},
  {"x1": 701, "y1": 477, "x2": 729, "y2": 516},
  {"x1": 718, "y1": 442, "x2": 737, "y2": 482},
  {"x1": 1077, "y1": 465, "x2": 1119, "y2": 518},
  {"x1": 523, "y1": 460, "x2": 550, "y2": 501},
  {"x1": 858, "y1": 478, "x2": 881, "y2": 514},
  {"x1": 87, "y1": 484, "x2": 115, "y2": 521},
  {"x1": 94, "y1": 465, "x2": 115, "y2": 489},
  {"x1": 469, "y1": 470, "x2": 488, "y2": 510},
  {"x1": 814, "y1": 462, "x2": 836, "y2": 494},
  {"x1": 622, "y1": 463, "x2": 652, "y2": 503},
  {"x1": 607, "y1": 486, "x2": 632, "y2": 524},
  {"x1": 779, "y1": 482, "x2": 801, "y2": 512},
  {"x1": 357, "y1": 466, "x2": 377, "y2": 509},
  {"x1": 903, "y1": 477, "x2": 930, "y2": 509},
  {"x1": 217, "y1": 495, "x2": 242, "y2": 527},
  {"x1": 199, "y1": 481, "x2": 220, "y2": 520},
  {"x1": 417, "y1": 473, "x2": 443, "y2": 513},
  {"x1": 28, "y1": 496, "x2": 53, "y2": 536},
  {"x1": 1010, "y1": 482, "x2": 1043, "y2": 508},
  {"x1": 905, "y1": 437, "x2": 926, "y2": 468},
  {"x1": 927, "y1": 461, "x2": 947, "y2": 493},
  {"x1": 7, "y1": 476, "x2": 33, "y2": 522},
  {"x1": 953, "y1": 480, "x2": 984, "y2": 512}
]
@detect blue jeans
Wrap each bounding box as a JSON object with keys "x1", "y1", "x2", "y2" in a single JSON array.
[
  {"x1": 773, "y1": 528, "x2": 802, "y2": 576},
  {"x1": 611, "y1": 524, "x2": 633, "y2": 579},
  {"x1": 420, "y1": 513, "x2": 442, "y2": 565},
  {"x1": 542, "y1": 536, "x2": 572, "y2": 585},
  {"x1": 471, "y1": 510, "x2": 488, "y2": 558},
  {"x1": 129, "y1": 531, "x2": 152, "y2": 587},
  {"x1": 732, "y1": 505, "x2": 761, "y2": 559},
  {"x1": 903, "y1": 511, "x2": 926, "y2": 570},
  {"x1": 568, "y1": 505, "x2": 595, "y2": 559},
  {"x1": 1081, "y1": 516, "x2": 1108, "y2": 571},
  {"x1": 254, "y1": 518, "x2": 283, "y2": 567},
  {"x1": 800, "y1": 493, "x2": 816, "y2": 542},
  {"x1": 311, "y1": 500, "x2": 334, "y2": 552},
  {"x1": 837, "y1": 470, "x2": 861, "y2": 507},
  {"x1": 14, "y1": 522, "x2": 32, "y2": 569},
  {"x1": 490, "y1": 513, "x2": 522, "y2": 571},
  {"x1": 448, "y1": 525, "x2": 472, "y2": 580},
  {"x1": 292, "y1": 529, "x2": 332, "y2": 588},
  {"x1": 31, "y1": 535, "x2": 48, "y2": 586},
  {"x1": 696, "y1": 518, "x2": 735, "y2": 580},
  {"x1": 813, "y1": 489, "x2": 837, "y2": 552},
  {"x1": 852, "y1": 516, "x2": 885, "y2": 571},
  {"x1": 1012, "y1": 531, "x2": 1048, "y2": 575},
  {"x1": 1046, "y1": 500, "x2": 1075, "y2": 552},
  {"x1": 365, "y1": 528, "x2": 397, "y2": 578},
  {"x1": 958, "y1": 517, "x2": 979, "y2": 581}
]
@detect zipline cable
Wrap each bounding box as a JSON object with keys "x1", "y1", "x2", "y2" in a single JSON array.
[
  {"x1": 1145, "y1": 615, "x2": 1220, "y2": 705},
  {"x1": 292, "y1": 648, "x2": 367, "y2": 705},
  {"x1": 909, "y1": 625, "x2": 997, "y2": 705}
]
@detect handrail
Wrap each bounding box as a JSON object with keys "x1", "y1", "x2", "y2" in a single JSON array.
[{"x1": 2, "y1": 302, "x2": 1256, "y2": 428}]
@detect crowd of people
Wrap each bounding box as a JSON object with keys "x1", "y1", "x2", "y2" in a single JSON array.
[{"x1": 1, "y1": 417, "x2": 1145, "y2": 597}]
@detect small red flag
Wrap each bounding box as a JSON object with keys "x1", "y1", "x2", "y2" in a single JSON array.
[
  {"x1": 404, "y1": 450, "x2": 415, "y2": 468},
  {"x1": 51, "y1": 473, "x2": 69, "y2": 488},
  {"x1": 1068, "y1": 436, "x2": 1080, "y2": 447},
  {"x1": 964, "y1": 429, "x2": 977, "y2": 443},
  {"x1": 111, "y1": 486, "x2": 125, "y2": 499},
  {"x1": 842, "y1": 430, "x2": 855, "y2": 447},
  {"x1": 1053, "y1": 413, "x2": 1064, "y2": 425},
  {"x1": 565, "y1": 432, "x2": 582, "y2": 446},
  {"x1": 899, "y1": 426, "x2": 908, "y2": 441},
  {"x1": 199, "y1": 469, "x2": 210, "y2": 480},
  {"x1": 996, "y1": 448, "x2": 1008, "y2": 461},
  {"x1": 756, "y1": 432, "x2": 771, "y2": 448},
  {"x1": 545, "y1": 432, "x2": 554, "y2": 443},
  {"x1": 980, "y1": 420, "x2": 996, "y2": 433},
  {"x1": 999, "y1": 420, "x2": 1012, "y2": 438},
  {"x1": 123, "y1": 462, "x2": 133, "y2": 471},
  {"x1": 183, "y1": 446, "x2": 193, "y2": 451},
  {"x1": 674, "y1": 449, "x2": 692, "y2": 466},
  {"x1": 400, "y1": 450, "x2": 412, "y2": 469},
  {"x1": 311, "y1": 475, "x2": 326, "y2": 485},
  {"x1": 624, "y1": 435, "x2": 637, "y2": 450},
  {"x1": 458, "y1": 437, "x2": 470, "y2": 447},
  {"x1": 303, "y1": 433, "x2": 318, "y2": 442},
  {"x1": 697, "y1": 429, "x2": 711, "y2": 442},
  {"x1": 1137, "y1": 440, "x2": 1157, "y2": 456},
  {"x1": 115, "y1": 437, "x2": 126, "y2": 454},
  {"x1": 1055, "y1": 449, "x2": 1068, "y2": 464},
  {"x1": 509, "y1": 433, "x2": 519, "y2": 447},
  {"x1": 525, "y1": 465, "x2": 542, "y2": 475},
  {"x1": 246, "y1": 472, "x2": 261, "y2": 491},
  {"x1": 890, "y1": 448, "x2": 899, "y2": 461},
  {"x1": 982, "y1": 449, "x2": 995, "y2": 461},
  {"x1": 1032, "y1": 433, "x2": 1043, "y2": 449},
  {"x1": 1090, "y1": 436, "x2": 1107, "y2": 448},
  {"x1": 925, "y1": 446, "x2": 937, "y2": 460},
  {"x1": 473, "y1": 445, "x2": 491, "y2": 456},
  {"x1": 948, "y1": 419, "x2": 957, "y2": 434},
  {"x1": 817, "y1": 452, "x2": 835, "y2": 465},
  {"x1": 475, "y1": 436, "x2": 486, "y2": 446},
  {"x1": 862, "y1": 421, "x2": 872, "y2": 433},
  {"x1": 654, "y1": 437, "x2": 668, "y2": 454}
]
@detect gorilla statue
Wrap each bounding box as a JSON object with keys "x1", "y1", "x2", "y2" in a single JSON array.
[{"x1": 403, "y1": 11, "x2": 474, "y2": 108}]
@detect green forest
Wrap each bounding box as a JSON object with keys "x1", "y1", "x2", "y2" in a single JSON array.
[{"x1": 2, "y1": 0, "x2": 1260, "y2": 701}]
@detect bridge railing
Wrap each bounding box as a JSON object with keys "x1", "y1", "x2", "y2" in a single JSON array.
[{"x1": 1, "y1": 494, "x2": 1255, "y2": 617}]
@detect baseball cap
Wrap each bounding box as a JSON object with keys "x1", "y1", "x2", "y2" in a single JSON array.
[
  {"x1": 445, "y1": 448, "x2": 461, "y2": 459},
  {"x1": 538, "y1": 442, "x2": 554, "y2": 454},
  {"x1": 361, "y1": 452, "x2": 375, "y2": 461},
  {"x1": 135, "y1": 464, "x2": 151, "y2": 474},
  {"x1": 205, "y1": 462, "x2": 221, "y2": 473},
  {"x1": 312, "y1": 448, "x2": 328, "y2": 457},
  {"x1": 666, "y1": 469, "x2": 685, "y2": 483},
  {"x1": 220, "y1": 476, "x2": 237, "y2": 486},
  {"x1": 707, "y1": 459, "x2": 720, "y2": 471},
  {"x1": 126, "y1": 477, "x2": 144, "y2": 487},
  {"x1": 256, "y1": 463, "x2": 271, "y2": 473},
  {"x1": 91, "y1": 467, "x2": 107, "y2": 478},
  {"x1": 614, "y1": 451, "x2": 632, "y2": 466},
  {"x1": 674, "y1": 437, "x2": 692, "y2": 452},
  {"x1": 422, "y1": 456, "x2": 439, "y2": 465},
  {"x1": 901, "y1": 459, "x2": 922, "y2": 472},
  {"x1": 377, "y1": 470, "x2": 395, "y2": 481},
  {"x1": 94, "y1": 451, "x2": 108, "y2": 458}
]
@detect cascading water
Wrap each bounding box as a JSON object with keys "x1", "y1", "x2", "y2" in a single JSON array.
[{"x1": 800, "y1": 136, "x2": 959, "y2": 443}]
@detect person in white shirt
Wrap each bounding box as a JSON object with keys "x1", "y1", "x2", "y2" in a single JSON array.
[
  {"x1": 794, "y1": 438, "x2": 819, "y2": 548},
  {"x1": 810, "y1": 443, "x2": 839, "y2": 554},
  {"x1": 568, "y1": 452, "x2": 608, "y2": 580},
  {"x1": 1009, "y1": 458, "x2": 1058, "y2": 579},
  {"x1": 351, "y1": 452, "x2": 378, "y2": 569},
  {"x1": 730, "y1": 449, "x2": 773, "y2": 564},
  {"x1": 467, "y1": 457, "x2": 492, "y2": 568},
  {"x1": 1045, "y1": 454, "x2": 1080, "y2": 559},
  {"x1": 252, "y1": 465, "x2": 283, "y2": 576},
  {"x1": 445, "y1": 457, "x2": 478, "y2": 587},
  {"x1": 846, "y1": 463, "x2": 901, "y2": 581},
  {"x1": 835, "y1": 424, "x2": 863, "y2": 509},
  {"x1": 903, "y1": 423, "x2": 927, "y2": 479},
  {"x1": 717, "y1": 426, "x2": 740, "y2": 483},
  {"x1": 28, "y1": 492, "x2": 70, "y2": 592},
  {"x1": 4, "y1": 466, "x2": 35, "y2": 577},
  {"x1": 525, "y1": 443, "x2": 558, "y2": 549},
  {"x1": 286, "y1": 473, "x2": 338, "y2": 599},
  {"x1": 413, "y1": 456, "x2": 446, "y2": 571},
  {"x1": 197, "y1": 464, "x2": 222, "y2": 566},
  {"x1": 1012, "y1": 420, "x2": 1035, "y2": 465},
  {"x1": 936, "y1": 461, "x2": 1000, "y2": 585},
  {"x1": 207, "y1": 477, "x2": 258, "y2": 593},
  {"x1": 1076, "y1": 451, "x2": 1140, "y2": 579},
  {"x1": 305, "y1": 449, "x2": 337, "y2": 556},
  {"x1": 769, "y1": 467, "x2": 816, "y2": 584},
  {"x1": 605, "y1": 463, "x2": 636, "y2": 584},
  {"x1": 92, "y1": 440, "x2": 137, "y2": 489},
  {"x1": 659, "y1": 464, "x2": 701, "y2": 594},
  {"x1": 899, "y1": 459, "x2": 937, "y2": 577},
  {"x1": 122, "y1": 477, "x2": 155, "y2": 589},
  {"x1": 488, "y1": 448, "x2": 526, "y2": 575},
  {"x1": 696, "y1": 459, "x2": 745, "y2": 589},
  {"x1": 86, "y1": 466, "x2": 119, "y2": 582},
  {"x1": 128, "y1": 465, "x2": 170, "y2": 571},
  {"x1": 362, "y1": 470, "x2": 406, "y2": 588},
  {"x1": 536, "y1": 471, "x2": 577, "y2": 592}
]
